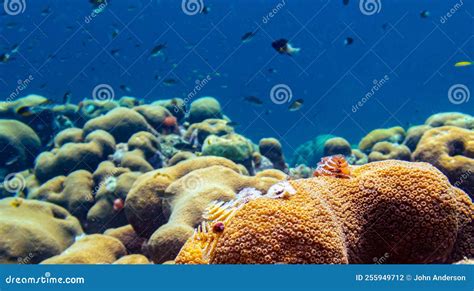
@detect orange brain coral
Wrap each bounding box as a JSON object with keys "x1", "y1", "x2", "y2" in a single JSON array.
[{"x1": 176, "y1": 160, "x2": 473, "y2": 264}]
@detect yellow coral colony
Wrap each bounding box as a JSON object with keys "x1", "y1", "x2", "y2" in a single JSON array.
[{"x1": 176, "y1": 160, "x2": 474, "y2": 264}]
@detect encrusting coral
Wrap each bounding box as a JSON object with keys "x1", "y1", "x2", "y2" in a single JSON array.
[
  {"x1": 41, "y1": 234, "x2": 127, "y2": 264},
  {"x1": 259, "y1": 138, "x2": 288, "y2": 172},
  {"x1": 0, "y1": 119, "x2": 41, "y2": 177},
  {"x1": 358, "y1": 126, "x2": 405, "y2": 153},
  {"x1": 413, "y1": 126, "x2": 474, "y2": 198},
  {"x1": 34, "y1": 129, "x2": 115, "y2": 182},
  {"x1": 184, "y1": 118, "x2": 234, "y2": 145},
  {"x1": 0, "y1": 198, "x2": 83, "y2": 264},
  {"x1": 187, "y1": 97, "x2": 223, "y2": 124},
  {"x1": 323, "y1": 137, "x2": 352, "y2": 157},
  {"x1": 125, "y1": 156, "x2": 248, "y2": 238},
  {"x1": 176, "y1": 159, "x2": 473, "y2": 264},
  {"x1": 145, "y1": 165, "x2": 287, "y2": 263},
  {"x1": 368, "y1": 141, "x2": 411, "y2": 162},
  {"x1": 83, "y1": 107, "x2": 151, "y2": 143},
  {"x1": 202, "y1": 133, "x2": 255, "y2": 174}
]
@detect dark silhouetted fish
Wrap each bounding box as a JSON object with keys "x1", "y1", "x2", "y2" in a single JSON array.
[
  {"x1": 120, "y1": 85, "x2": 132, "y2": 93},
  {"x1": 420, "y1": 10, "x2": 430, "y2": 18},
  {"x1": 151, "y1": 43, "x2": 166, "y2": 57},
  {"x1": 241, "y1": 30, "x2": 258, "y2": 43},
  {"x1": 63, "y1": 91, "x2": 72, "y2": 104},
  {"x1": 243, "y1": 96, "x2": 264, "y2": 106},
  {"x1": 343, "y1": 0, "x2": 349, "y2": 5},
  {"x1": 344, "y1": 37, "x2": 354, "y2": 46},
  {"x1": 163, "y1": 78, "x2": 178, "y2": 86},
  {"x1": 289, "y1": 98, "x2": 304, "y2": 111},
  {"x1": 272, "y1": 39, "x2": 300, "y2": 56},
  {"x1": 201, "y1": 6, "x2": 210, "y2": 14}
]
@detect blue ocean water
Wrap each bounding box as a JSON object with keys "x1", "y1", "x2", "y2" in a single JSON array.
[{"x1": 0, "y1": 0, "x2": 472, "y2": 156}]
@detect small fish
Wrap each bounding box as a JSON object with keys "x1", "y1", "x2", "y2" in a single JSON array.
[
  {"x1": 163, "y1": 78, "x2": 178, "y2": 86},
  {"x1": 382, "y1": 23, "x2": 389, "y2": 31},
  {"x1": 40, "y1": 83, "x2": 47, "y2": 89},
  {"x1": 16, "y1": 106, "x2": 35, "y2": 117},
  {"x1": 241, "y1": 30, "x2": 258, "y2": 43},
  {"x1": 5, "y1": 156, "x2": 19, "y2": 166},
  {"x1": 174, "y1": 142, "x2": 196, "y2": 151},
  {"x1": 41, "y1": 6, "x2": 52, "y2": 16},
  {"x1": 113, "y1": 198, "x2": 124, "y2": 211},
  {"x1": 272, "y1": 39, "x2": 300, "y2": 56},
  {"x1": 110, "y1": 48, "x2": 120, "y2": 56},
  {"x1": 343, "y1": 0, "x2": 349, "y2": 5},
  {"x1": 243, "y1": 96, "x2": 264, "y2": 105},
  {"x1": 201, "y1": 6, "x2": 210, "y2": 14},
  {"x1": 151, "y1": 43, "x2": 166, "y2": 57},
  {"x1": 120, "y1": 84, "x2": 132, "y2": 93},
  {"x1": 63, "y1": 91, "x2": 72, "y2": 104},
  {"x1": 111, "y1": 28, "x2": 119, "y2": 39},
  {"x1": 344, "y1": 37, "x2": 354, "y2": 46},
  {"x1": 454, "y1": 61, "x2": 472, "y2": 67},
  {"x1": 420, "y1": 10, "x2": 430, "y2": 18},
  {"x1": 90, "y1": 0, "x2": 107, "y2": 7},
  {"x1": 289, "y1": 98, "x2": 304, "y2": 111},
  {"x1": 0, "y1": 53, "x2": 10, "y2": 63},
  {"x1": 10, "y1": 198, "x2": 23, "y2": 208},
  {"x1": 268, "y1": 68, "x2": 277, "y2": 74}
]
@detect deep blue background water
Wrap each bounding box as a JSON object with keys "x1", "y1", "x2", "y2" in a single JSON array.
[{"x1": 0, "y1": 0, "x2": 473, "y2": 155}]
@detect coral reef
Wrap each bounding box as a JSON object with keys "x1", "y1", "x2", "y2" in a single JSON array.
[
  {"x1": 403, "y1": 125, "x2": 432, "y2": 151},
  {"x1": 176, "y1": 160, "x2": 473, "y2": 264},
  {"x1": 323, "y1": 137, "x2": 352, "y2": 157},
  {"x1": 0, "y1": 198, "x2": 83, "y2": 264},
  {"x1": 41, "y1": 234, "x2": 127, "y2": 264},
  {"x1": 187, "y1": 97, "x2": 223, "y2": 124},
  {"x1": 425, "y1": 112, "x2": 473, "y2": 129},
  {"x1": 291, "y1": 134, "x2": 335, "y2": 166},
  {"x1": 184, "y1": 118, "x2": 234, "y2": 145},
  {"x1": 259, "y1": 138, "x2": 288, "y2": 172},
  {"x1": 145, "y1": 166, "x2": 286, "y2": 263},
  {"x1": 34, "y1": 129, "x2": 115, "y2": 182},
  {"x1": 413, "y1": 126, "x2": 474, "y2": 198},
  {"x1": 0, "y1": 92, "x2": 472, "y2": 266},
  {"x1": 202, "y1": 133, "x2": 255, "y2": 173},
  {"x1": 359, "y1": 126, "x2": 405, "y2": 153},
  {"x1": 368, "y1": 142, "x2": 411, "y2": 162},
  {"x1": 125, "y1": 157, "x2": 248, "y2": 238},
  {"x1": 0, "y1": 120, "x2": 41, "y2": 178},
  {"x1": 83, "y1": 107, "x2": 151, "y2": 143}
]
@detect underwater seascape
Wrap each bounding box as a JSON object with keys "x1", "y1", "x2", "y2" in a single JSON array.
[{"x1": 0, "y1": 0, "x2": 473, "y2": 268}]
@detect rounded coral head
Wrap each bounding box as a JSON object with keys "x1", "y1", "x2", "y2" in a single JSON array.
[{"x1": 163, "y1": 116, "x2": 178, "y2": 128}]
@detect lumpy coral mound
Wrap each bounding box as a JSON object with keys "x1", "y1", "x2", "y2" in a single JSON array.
[{"x1": 176, "y1": 160, "x2": 473, "y2": 264}]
